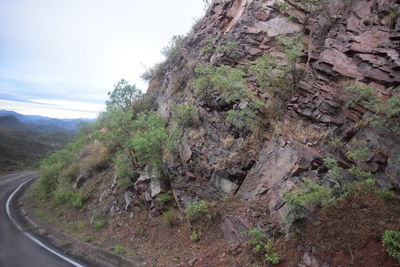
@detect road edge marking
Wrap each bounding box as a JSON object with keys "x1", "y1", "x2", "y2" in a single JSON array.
[{"x1": 6, "y1": 176, "x2": 85, "y2": 267}]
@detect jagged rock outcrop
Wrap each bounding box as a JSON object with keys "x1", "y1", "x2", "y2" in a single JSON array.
[{"x1": 144, "y1": 0, "x2": 400, "y2": 227}]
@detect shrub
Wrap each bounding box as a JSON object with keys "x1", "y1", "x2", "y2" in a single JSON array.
[
  {"x1": 283, "y1": 178, "x2": 334, "y2": 226},
  {"x1": 171, "y1": 103, "x2": 198, "y2": 128},
  {"x1": 127, "y1": 112, "x2": 168, "y2": 169},
  {"x1": 218, "y1": 42, "x2": 240, "y2": 58},
  {"x1": 95, "y1": 220, "x2": 106, "y2": 229},
  {"x1": 163, "y1": 209, "x2": 178, "y2": 227},
  {"x1": 186, "y1": 200, "x2": 211, "y2": 222},
  {"x1": 375, "y1": 189, "x2": 396, "y2": 202},
  {"x1": 226, "y1": 109, "x2": 257, "y2": 130},
  {"x1": 345, "y1": 85, "x2": 400, "y2": 135},
  {"x1": 244, "y1": 229, "x2": 280, "y2": 264},
  {"x1": 113, "y1": 245, "x2": 126, "y2": 255},
  {"x1": 191, "y1": 64, "x2": 249, "y2": 104},
  {"x1": 323, "y1": 157, "x2": 343, "y2": 183},
  {"x1": 84, "y1": 236, "x2": 93, "y2": 242},
  {"x1": 106, "y1": 79, "x2": 143, "y2": 112},
  {"x1": 115, "y1": 154, "x2": 134, "y2": 190},
  {"x1": 157, "y1": 191, "x2": 173, "y2": 205},
  {"x1": 53, "y1": 188, "x2": 86, "y2": 209},
  {"x1": 382, "y1": 230, "x2": 400, "y2": 262},
  {"x1": 190, "y1": 231, "x2": 201, "y2": 242},
  {"x1": 346, "y1": 139, "x2": 370, "y2": 162},
  {"x1": 345, "y1": 85, "x2": 376, "y2": 108},
  {"x1": 201, "y1": 38, "x2": 215, "y2": 56}
]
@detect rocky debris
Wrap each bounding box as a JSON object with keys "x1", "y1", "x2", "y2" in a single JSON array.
[
  {"x1": 220, "y1": 215, "x2": 251, "y2": 242},
  {"x1": 303, "y1": 251, "x2": 319, "y2": 267}
]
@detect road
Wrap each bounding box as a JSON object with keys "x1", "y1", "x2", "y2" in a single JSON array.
[{"x1": 0, "y1": 172, "x2": 80, "y2": 267}]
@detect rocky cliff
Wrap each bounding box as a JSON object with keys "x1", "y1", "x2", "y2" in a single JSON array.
[
  {"x1": 31, "y1": 0, "x2": 400, "y2": 265},
  {"x1": 143, "y1": 0, "x2": 400, "y2": 224}
]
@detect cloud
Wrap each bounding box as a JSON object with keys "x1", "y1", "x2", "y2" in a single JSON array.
[
  {"x1": 0, "y1": 99, "x2": 101, "y2": 119},
  {"x1": 0, "y1": 0, "x2": 205, "y2": 118}
]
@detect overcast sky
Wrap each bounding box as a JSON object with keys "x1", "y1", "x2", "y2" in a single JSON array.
[{"x1": 0, "y1": 0, "x2": 205, "y2": 118}]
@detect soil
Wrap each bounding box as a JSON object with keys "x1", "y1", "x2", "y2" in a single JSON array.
[{"x1": 27, "y1": 188, "x2": 400, "y2": 266}]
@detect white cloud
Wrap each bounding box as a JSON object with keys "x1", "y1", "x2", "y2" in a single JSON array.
[
  {"x1": 0, "y1": 0, "x2": 205, "y2": 118},
  {"x1": 0, "y1": 99, "x2": 100, "y2": 119}
]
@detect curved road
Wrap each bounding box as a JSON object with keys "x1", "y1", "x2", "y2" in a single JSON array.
[{"x1": 0, "y1": 172, "x2": 79, "y2": 267}]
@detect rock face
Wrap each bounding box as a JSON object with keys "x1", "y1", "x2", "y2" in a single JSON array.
[
  {"x1": 151, "y1": 0, "x2": 399, "y2": 226},
  {"x1": 99, "y1": 0, "x2": 400, "y2": 229},
  {"x1": 237, "y1": 138, "x2": 322, "y2": 223}
]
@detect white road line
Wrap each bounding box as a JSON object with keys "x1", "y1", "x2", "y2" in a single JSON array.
[{"x1": 6, "y1": 176, "x2": 85, "y2": 267}]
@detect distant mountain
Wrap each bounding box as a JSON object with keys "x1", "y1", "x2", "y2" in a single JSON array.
[
  {"x1": 0, "y1": 110, "x2": 93, "y2": 173},
  {"x1": 0, "y1": 110, "x2": 95, "y2": 133}
]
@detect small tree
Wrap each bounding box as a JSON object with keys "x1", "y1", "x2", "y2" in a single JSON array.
[{"x1": 106, "y1": 79, "x2": 143, "y2": 112}]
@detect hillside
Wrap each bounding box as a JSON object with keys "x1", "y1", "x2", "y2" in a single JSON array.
[
  {"x1": 28, "y1": 0, "x2": 400, "y2": 266},
  {"x1": 0, "y1": 112, "x2": 78, "y2": 173}
]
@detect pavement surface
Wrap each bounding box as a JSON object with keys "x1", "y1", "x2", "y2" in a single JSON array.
[{"x1": 0, "y1": 172, "x2": 77, "y2": 267}]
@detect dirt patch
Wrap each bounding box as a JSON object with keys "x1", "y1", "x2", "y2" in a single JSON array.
[{"x1": 281, "y1": 190, "x2": 400, "y2": 266}]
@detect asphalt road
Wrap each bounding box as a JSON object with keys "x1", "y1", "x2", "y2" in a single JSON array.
[{"x1": 0, "y1": 172, "x2": 78, "y2": 267}]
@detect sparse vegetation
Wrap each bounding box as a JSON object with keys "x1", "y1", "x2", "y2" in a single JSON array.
[
  {"x1": 163, "y1": 209, "x2": 178, "y2": 227},
  {"x1": 283, "y1": 178, "x2": 334, "y2": 227},
  {"x1": 190, "y1": 230, "x2": 201, "y2": 242},
  {"x1": 53, "y1": 188, "x2": 86, "y2": 209},
  {"x1": 113, "y1": 244, "x2": 126, "y2": 255},
  {"x1": 157, "y1": 191, "x2": 173, "y2": 205},
  {"x1": 382, "y1": 230, "x2": 400, "y2": 262},
  {"x1": 226, "y1": 109, "x2": 257, "y2": 131},
  {"x1": 218, "y1": 42, "x2": 240, "y2": 58},
  {"x1": 192, "y1": 64, "x2": 250, "y2": 104},
  {"x1": 345, "y1": 85, "x2": 400, "y2": 135},
  {"x1": 170, "y1": 103, "x2": 198, "y2": 128},
  {"x1": 201, "y1": 38, "x2": 215, "y2": 57},
  {"x1": 186, "y1": 200, "x2": 211, "y2": 222},
  {"x1": 244, "y1": 228, "x2": 280, "y2": 264},
  {"x1": 323, "y1": 157, "x2": 343, "y2": 183},
  {"x1": 95, "y1": 220, "x2": 106, "y2": 229}
]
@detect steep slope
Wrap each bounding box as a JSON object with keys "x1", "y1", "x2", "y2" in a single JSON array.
[{"x1": 29, "y1": 0, "x2": 400, "y2": 265}]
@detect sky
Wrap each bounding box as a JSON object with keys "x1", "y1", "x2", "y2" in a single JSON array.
[{"x1": 0, "y1": 0, "x2": 206, "y2": 118}]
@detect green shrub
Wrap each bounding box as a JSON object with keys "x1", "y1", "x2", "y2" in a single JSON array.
[
  {"x1": 250, "y1": 34, "x2": 303, "y2": 104},
  {"x1": 345, "y1": 85, "x2": 376, "y2": 108},
  {"x1": 345, "y1": 85, "x2": 400, "y2": 135},
  {"x1": 186, "y1": 200, "x2": 211, "y2": 222},
  {"x1": 382, "y1": 230, "x2": 400, "y2": 262},
  {"x1": 113, "y1": 244, "x2": 126, "y2": 255},
  {"x1": 171, "y1": 103, "x2": 198, "y2": 127},
  {"x1": 201, "y1": 38, "x2": 215, "y2": 56},
  {"x1": 226, "y1": 109, "x2": 257, "y2": 130},
  {"x1": 157, "y1": 191, "x2": 173, "y2": 205},
  {"x1": 375, "y1": 189, "x2": 396, "y2": 202},
  {"x1": 190, "y1": 231, "x2": 201, "y2": 242},
  {"x1": 244, "y1": 228, "x2": 280, "y2": 264},
  {"x1": 348, "y1": 167, "x2": 374, "y2": 181},
  {"x1": 218, "y1": 42, "x2": 240, "y2": 58},
  {"x1": 95, "y1": 220, "x2": 106, "y2": 229},
  {"x1": 84, "y1": 236, "x2": 93, "y2": 242},
  {"x1": 283, "y1": 178, "x2": 334, "y2": 226},
  {"x1": 127, "y1": 112, "x2": 168, "y2": 169},
  {"x1": 346, "y1": 139, "x2": 370, "y2": 162},
  {"x1": 53, "y1": 188, "x2": 85, "y2": 209},
  {"x1": 323, "y1": 157, "x2": 343, "y2": 183},
  {"x1": 106, "y1": 79, "x2": 143, "y2": 112},
  {"x1": 115, "y1": 154, "x2": 134, "y2": 190},
  {"x1": 163, "y1": 209, "x2": 178, "y2": 227},
  {"x1": 191, "y1": 64, "x2": 249, "y2": 104}
]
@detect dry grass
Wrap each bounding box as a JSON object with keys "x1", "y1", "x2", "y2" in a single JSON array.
[{"x1": 271, "y1": 117, "x2": 325, "y2": 144}]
